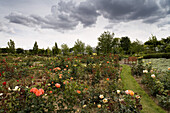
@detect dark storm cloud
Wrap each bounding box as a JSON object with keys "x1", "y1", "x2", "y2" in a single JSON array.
[
  {"x1": 5, "y1": 0, "x2": 170, "y2": 31},
  {"x1": 92, "y1": 0, "x2": 170, "y2": 23}
]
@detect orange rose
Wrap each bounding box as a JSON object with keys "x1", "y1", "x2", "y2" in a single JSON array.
[
  {"x1": 125, "y1": 90, "x2": 134, "y2": 96},
  {"x1": 77, "y1": 90, "x2": 81, "y2": 94},
  {"x1": 35, "y1": 90, "x2": 42, "y2": 96},
  {"x1": 30, "y1": 88, "x2": 38, "y2": 93},
  {"x1": 55, "y1": 83, "x2": 61, "y2": 88},
  {"x1": 39, "y1": 89, "x2": 44, "y2": 94},
  {"x1": 129, "y1": 90, "x2": 134, "y2": 96}
]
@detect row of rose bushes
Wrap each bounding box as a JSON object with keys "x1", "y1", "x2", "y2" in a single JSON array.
[
  {"x1": 131, "y1": 58, "x2": 170, "y2": 110},
  {"x1": 0, "y1": 55, "x2": 142, "y2": 112}
]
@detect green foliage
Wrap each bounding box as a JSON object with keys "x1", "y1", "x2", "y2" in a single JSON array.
[
  {"x1": 120, "y1": 37, "x2": 131, "y2": 54},
  {"x1": 61, "y1": 43, "x2": 69, "y2": 56},
  {"x1": 16, "y1": 48, "x2": 24, "y2": 54},
  {"x1": 52, "y1": 42, "x2": 59, "y2": 55},
  {"x1": 86, "y1": 45, "x2": 93, "y2": 55},
  {"x1": 131, "y1": 58, "x2": 144, "y2": 76},
  {"x1": 130, "y1": 39, "x2": 144, "y2": 55},
  {"x1": 33, "y1": 41, "x2": 38, "y2": 55},
  {"x1": 97, "y1": 31, "x2": 114, "y2": 54},
  {"x1": 141, "y1": 62, "x2": 170, "y2": 109},
  {"x1": 7, "y1": 39, "x2": 15, "y2": 54},
  {"x1": 143, "y1": 53, "x2": 170, "y2": 59},
  {"x1": 73, "y1": 39, "x2": 85, "y2": 55}
]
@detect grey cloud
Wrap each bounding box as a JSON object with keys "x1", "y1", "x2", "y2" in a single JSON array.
[
  {"x1": 6, "y1": 12, "x2": 40, "y2": 27},
  {"x1": 92, "y1": 0, "x2": 169, "y2": 23},
  {"x1": 5, "y1": 1, "x2": 99, "y2": 30},
  {"x1": 5, "y1": 0, "x2": 170, "y2": 31}
]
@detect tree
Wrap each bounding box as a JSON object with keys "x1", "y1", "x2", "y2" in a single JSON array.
[
  {"x1": 61, "y1": 44, "x2": 69, "y2": 56},
  {"x1": 0, "y1": 48, "x2": 9, "y2": 53},
  {"x1": 112, "y1": 38, "x2": 120, "y2": 54},
  {"x1": 46, "y1": 47, "x2": 52, "y2": 56},
  {"x1": 144, "y1": 35, "x2": 161, "y2": 52},
  {"x1": 73, "y1": 39, "x2": 85, "y2": 54},
  {"x1": 7, "y1": 39, "x2": 15, "y2": 53},
  {"x1": 120, "y1": 36, "x2": 131, "y2": 54},
  {"x1": 52, "y1": 42, "x2": 59, "y2": 55},
  {"x1": 130, "y1": 39, "x2": 144, "y2": 55},
  {"x1": 16, "y1": 48, "x2": 24, "y2": 54},
  {"x1": 160, "y1": 36, "x2": 170, "y2": 52},
  {"x1": 86, "y1": 45, "x2": 93, "y2": 55},
  {"x1": 97, "y1": 31, "x2": 114, "y2": 54},
  {"x1": 33, "y1": 41, "x2": 38, "y2": 54},
  {"x1": 38, "y1": 48, "x2": 45, "y2": 55}
]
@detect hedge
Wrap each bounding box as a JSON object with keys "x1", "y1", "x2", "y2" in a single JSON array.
[{"x1": 143, "y1": 53, "x2": 170, "y2": 59}]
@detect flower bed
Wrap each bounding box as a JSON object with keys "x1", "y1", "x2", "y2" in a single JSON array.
[
  {"x1": 0, "y1": 55, "x2": 142, "y2": 112},
  {"x1": 131, "y1": 58, "x2": 169, "y2": 110}
]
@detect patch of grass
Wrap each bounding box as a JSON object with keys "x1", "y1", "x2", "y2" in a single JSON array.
[{"x1": 121, "y1": 64, "x2": 166, "y2": 113}]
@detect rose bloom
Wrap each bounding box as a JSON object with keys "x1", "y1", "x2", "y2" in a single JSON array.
[
  {"x1": 99, "y1": 95, "x2": 104, "y2": 99},
  {"x1": 70, "y1": 77, "x2": 73, "y2": 80},
  {"x1": 125, "y1": 90, "x2": 134, "y2": 96},
  {"x1": 55, "y1": 83, "x2": 61, "y2": 88},
  {"x1": 77, "y1": 90, "x2": 81, "y2": 94},
  {"x1": 168, "y1": 67, "x2": 170, "y2": 70},
  {"x1": 150, "y1": 70, "x2": 153, "y2": 73},
  {"x1": 151, "y1": 74, "x2": 155, "y2": 78},
  {"x1": 97, "y1": 104, "x2": 101, "y2": 108},
  {"x1": 30, "y1": 88, "x2": 38, "y2": 93},
  {"x1": 143, "y1": 70, "x2": 148, "y2": 73},
  {"x1": 35, "y1": 90, "x2": 43, "y2": 96},
  {"x1": 83, "y1": 105, "x2": 87, "y2": 108},
  {"x1": 50, "y1": 91, "x2": 52, "y2": 93},
  {"x1": 117, "y1": 90, "x2": 121, "y2": 94},
  {"x1": 2, "y1": 82, "x2": 6, "y2": 86},
  {"x1": 103, "y1": 98, "x2": 108, "y2": 103},
  {"x1": 136, "y1": 95, "x2": 140, "y2": 99},
  {"x1": 106, "y1": 78, "x2": 109, "y2": 81},
  {"x1": 39, "y1": 89, "x2": 44, "y2": 94}
]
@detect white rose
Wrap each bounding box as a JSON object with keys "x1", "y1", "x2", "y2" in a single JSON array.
[
  {"x1": 99, "y1": 95, "x2": 104, "y2": 99},
  {"x1": 103, "y1": 98, "x2": 108, "y2": 103},
  {"x1": 8, "y1": 87, "x2": 11, "y2": 91},
  {"x1": 117, "y1": 90, "x2": 120, "y2": 94},
  {"x1": 0, "y1": 93, "x2": 3, "y2": 96},
  {"x1": 151, "y1": 74, "x2": 155, "y2": 78}
]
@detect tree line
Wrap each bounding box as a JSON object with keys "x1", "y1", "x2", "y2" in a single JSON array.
[{"x1": 0, "y1": 31, "x2": 169, "y2": 56}]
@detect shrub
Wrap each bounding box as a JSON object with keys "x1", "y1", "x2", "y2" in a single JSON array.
[{"x1": 143, "y1": 53, "x2": 170, "y2": 59}]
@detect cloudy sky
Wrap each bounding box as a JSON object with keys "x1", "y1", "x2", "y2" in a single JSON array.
[{"x1": 0, "y1": 0, "x2": 170, "y2": 49}]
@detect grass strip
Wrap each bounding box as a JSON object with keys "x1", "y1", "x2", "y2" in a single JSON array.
[{"x1": 120, "y1": 64, "x2": 166, "y2": 113}]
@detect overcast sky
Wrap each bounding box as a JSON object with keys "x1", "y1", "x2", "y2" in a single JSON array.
[{"x1": 0, "y1": 0, "x2": 170, "y2": 49}]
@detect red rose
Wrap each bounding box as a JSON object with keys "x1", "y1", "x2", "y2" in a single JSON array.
[
  {"x1": 17, "y1": 80, "x2": 19, "y2": 82},
  {"x1": 2, "y1": 82, "x2": 6, "y2": 86}
]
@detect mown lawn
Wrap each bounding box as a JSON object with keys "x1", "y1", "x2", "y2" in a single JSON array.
[{"x1": 121, "y1": 64, "x2": 166, "y2": 113}]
